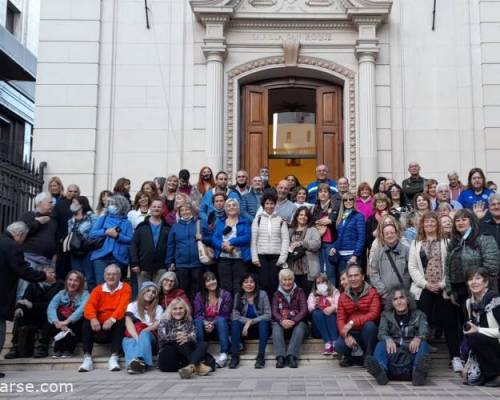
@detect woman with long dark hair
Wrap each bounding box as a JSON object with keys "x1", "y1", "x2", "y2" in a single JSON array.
[
  {"x1": 229, "y1": 273, "x2": 271, "y2": 369},
  {"x1": 445, "y1": 209, "x2": 500, "y2": 308},
  {"x1": 193, "y1": 272, "x2": 232, "y2": 368},
  {"x1": 113, "y1": 177, "x2": 132, "y2": 204}
]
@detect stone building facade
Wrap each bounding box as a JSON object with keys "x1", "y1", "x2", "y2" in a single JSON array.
[{"x1": 33, "y1": 0, "x2": 500, "y2": 200}]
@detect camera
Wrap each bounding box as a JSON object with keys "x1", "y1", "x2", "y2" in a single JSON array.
[
  {"x1": 463, "y1": 322, "x2": 472, "y2": 332},
  {"x1": 223, "y1": 226, "x2": 232, "y2": 235}
]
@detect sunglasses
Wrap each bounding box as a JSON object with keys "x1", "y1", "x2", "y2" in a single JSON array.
[{"x1": 343, "y1": 198, "x2": 354, "y2": 202}]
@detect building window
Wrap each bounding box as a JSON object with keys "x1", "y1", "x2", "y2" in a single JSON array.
[
  {"x1": 0, "y1": 108, "x2": 31, "y2": 165},
  {"x1": 5, "y1": 1, "x2": 21, "y2": 37}
]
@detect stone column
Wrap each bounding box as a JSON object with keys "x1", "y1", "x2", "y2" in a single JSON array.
[
  {"x1": 355, "y1": 19, "x2": 380, "y2": 184},
  {"x1": 201, "y1": 17, "x2": 228, "y2": 172},
  {"x1": 204, "y1": 50, "x2": 225, "y2": 171}
]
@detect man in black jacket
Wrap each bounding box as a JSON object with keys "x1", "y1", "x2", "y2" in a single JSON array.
[
  {"x1": 130, "y1": 198, "x2": 170, "y2": 286},
  {"x1": 4, "y1": 266, "x2": 63, "y2": 359},
  {"x1": 0, "y1": 221, "x2": 47, "y2": 377}
]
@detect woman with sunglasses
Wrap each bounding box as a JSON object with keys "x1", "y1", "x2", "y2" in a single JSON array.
[{"x1": 329, "y1": 193, "x2": 366, "y2": 285}]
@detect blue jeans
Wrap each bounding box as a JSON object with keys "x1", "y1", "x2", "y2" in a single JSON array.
[
  {"x1": 72, "y1": 254, "x2": 95, "y2": 292},
  {"x1": 194, "y1": 317, "x2": 229, "y2": 354},
  {"x1": 122, "y1": 331, "x2": 156, "y2": 367},
  {"x1": 231, "y1": 320, "x2": 269, "y2": 355},
  {"x1": 312, "y1": 309, "x2": 338, "y2": 343},
  {"x1": 335, "y1": 321, "x2": 378, "y2": 357},
  {"x1": 320, "y1": 243, "x2": 336, "y2": 286},
  {"x1": 373, "y1": 340, "x2": 430, "y2": 372}
]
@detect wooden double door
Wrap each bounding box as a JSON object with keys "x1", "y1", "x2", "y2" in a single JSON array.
[{"x1": 242, "y1": 83, "x2": 343, "y2": 183}]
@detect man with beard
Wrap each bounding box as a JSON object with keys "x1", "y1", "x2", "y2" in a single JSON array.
[
  {"x1": 199, "y1": 171, "x2": 239, "y2": 224},
  {"x1": 231, "y1": 170, "x2": 250, "y2": 198}
]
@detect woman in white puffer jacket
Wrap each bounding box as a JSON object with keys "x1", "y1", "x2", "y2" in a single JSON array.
[{"x1": 251, "y1": 192, "x2": 289, "y2": 299}]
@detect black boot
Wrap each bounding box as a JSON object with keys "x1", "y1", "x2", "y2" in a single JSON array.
[
  {"x1": 276, "y1": 356, "x2": 286, "y2": 368},
  {"x1": 4, "y1": 345, "x2": 18, "y2": 359},
  {"x1": 255, "y1": 353, "x2": 265, "y2": 369},
  {"x1": 33, "y1": 343, "x2": 49, "y2": 358},
  {"x1": 229, "y1": 355, "x2": 239, "y2": 369},
  {"x1": 286, "y1": 355, "x2": 298, "y2": 368}
]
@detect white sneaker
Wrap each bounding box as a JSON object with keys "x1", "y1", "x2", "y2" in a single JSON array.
[
  {"x1": 215, "y1": 353, "x2": 228, "y2": 368},
  {"x1": 108, "y1": 354, "x2": 121, "y2": 371},
  {"x1": 78, "y1": 355, "x2": 93, "y2": 372},
  {"x1": 451, "y1": 357, "x2": 463, "y2": 373}
]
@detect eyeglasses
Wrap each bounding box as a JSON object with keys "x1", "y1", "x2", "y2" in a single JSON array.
[
  {"x1": 343, "y1": 198, "x2": 354, "y2": 202},
  {"x1": 237, "y1": 175, "x2": 247, "y2": 178}
]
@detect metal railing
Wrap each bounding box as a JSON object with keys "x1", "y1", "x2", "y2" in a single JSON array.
[{"x1": 0, "y1": 158, "x2": 46, "y2": 231}]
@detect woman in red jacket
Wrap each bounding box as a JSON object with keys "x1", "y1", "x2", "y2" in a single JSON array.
[{"x1": 335, "y1": 263, "x2": 381, "y2": 367}]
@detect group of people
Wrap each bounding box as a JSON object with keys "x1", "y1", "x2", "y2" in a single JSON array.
[{"x1": 0, "y1": 163, "x2": 499, "y2": 387}]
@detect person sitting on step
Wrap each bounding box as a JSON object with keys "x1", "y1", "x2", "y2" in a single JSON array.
[
  {"x1": 5, "y1": 265, "x2": 63, "y2": 359},
  {"x1": 335, "y1": 262, "x2": 381, "y2": 367},
  {"x1": 307, "y1": 273, "x2": 340, "y2": 356},
  {"x1": 78, "y1": 264, "x2": 131, "y2": 372},
  {"x1": 193, "y1": 271, "x2": 232, "y2": 368},
  {"x1": 229, "y1": 273, "x2": 271, "y2": 369},
  {"x1": 365, "y1": 287, "x2": 431, "y2": 386},
  {"x1": 46, "y1": 270, "x2": 89, "y2": 358},
  {"x1": 157, "y1": 297, "x2": 212, "y2": 378},
  {"x1": 122, "y1": 281, "x2": 163, "y2": 374},
  {"x1": 271, "y1": 268, "x2": 308, "y2": 369}
]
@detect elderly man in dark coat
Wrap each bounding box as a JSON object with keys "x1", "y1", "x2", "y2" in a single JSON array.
[{"x1": 0, "y1": 221, "x2": 47, "y2": 377}]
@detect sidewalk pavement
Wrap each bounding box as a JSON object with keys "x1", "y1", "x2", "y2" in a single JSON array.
[{"x1": 0, "y1": 361, "x2": 499, "y2": 399}]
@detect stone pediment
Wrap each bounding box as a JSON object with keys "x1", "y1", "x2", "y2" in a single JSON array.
[{"x1": 190, "y1": 0, "x2": 392, "y2": 21}]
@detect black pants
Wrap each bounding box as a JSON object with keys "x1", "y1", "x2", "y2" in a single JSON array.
[
  {"x1": 81, "y1": 318, "x2": 125, "y2": 355},
  {"x1": 158, "y1": 341, "x2": 208, "y2": 372},
  {"x1": 418, "y1": 289, "x2": 461, "y2": 358},
  {"x1": 218, "y1": 258, "x2": 248, "y2": 295},
  {"x1": 294, "y1": 274, "x2": 312, "y2": 296},
  {"x1": 258, "y1": 255, "x2": 280, "y2": 300},
  {"x1": 11, "y1": 308, "x2": 49, "y2": 346},
  {"x1": 468, "y1": 332, "x2": 500, "y2": 380},
  {"x1": 56, "y1": 245, "x2": 72, "y2": 280},
  {"x1": 48, "y1": 318, "x2": 83, "y2": 353},
  {"x1": 177, "y1": 267, "x2": 205, "y2": 299}
]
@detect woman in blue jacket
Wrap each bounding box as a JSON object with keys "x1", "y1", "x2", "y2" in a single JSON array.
[
  {"x1": 329, "y1": 192, "x2": 366, "y2": 284},
  {"x1": 47, "y1": 270, "x2": 89, "y2": 357},
  {"x1": 165, "y1": 202, "x2": 203, "y2": 298},
  {"x1": 212, "y1": 199, "x2": 251, "y2": 295},
  {"x1": 89, "y1": 194, "x2": 134, "y2": 287}
]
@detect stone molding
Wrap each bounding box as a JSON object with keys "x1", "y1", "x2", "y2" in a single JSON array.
[{"x1": 226, "y1": 56, "x2": 357, "y2": 186}]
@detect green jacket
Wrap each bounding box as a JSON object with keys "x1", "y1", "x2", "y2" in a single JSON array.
[
  {"x1": 377, "y1": 309, "x2": 430, "y2": 342},
  {"x1": 445, "y1": 234, "x2": 500, "y2": 297}
]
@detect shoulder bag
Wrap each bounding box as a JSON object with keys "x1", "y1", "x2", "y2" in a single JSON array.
[{"x1": 196, "y1": 220, "x2": 215, "y2": 265}]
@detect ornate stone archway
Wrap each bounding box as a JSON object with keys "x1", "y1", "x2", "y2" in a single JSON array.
[{"x1": 225, "y1": 55, "x2": 358, "y2": 185}]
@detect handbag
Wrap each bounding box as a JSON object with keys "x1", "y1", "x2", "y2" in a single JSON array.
[
  {"x1": 57, "y1": 303, "x2": 76, "y2": 320},
  {"x1": 287, "y1": 229, "x2": 307, "y2": 263},
  {"x1": 387, "y1": 345, "x2": 414, "y2": 381},
  {"x1": 196, "y1": 220, "x2": 215, "y2": 265}
]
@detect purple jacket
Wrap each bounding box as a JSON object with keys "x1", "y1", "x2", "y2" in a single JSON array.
[
  {"x1": 271, "y1": 285, "x2": 308, "y2": 324},
  {"x1": 193, "y1": 289, "x2": 233, "y2": 322}
]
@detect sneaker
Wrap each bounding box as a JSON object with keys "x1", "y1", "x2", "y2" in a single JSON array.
[
  {"x1": 52, "y1": 351, "x2": 63, "y2": 358},
  {"x1": 412, "y1": 355, "x2": 431, "y2": 386},
  {"x1": 323, "y1": 342, "x2": 333, "y2": 356},
  {"x1": 195, "y1": 363, "x2": 211, "y2": 376},
  {"x1": 451, "y1": 357, "x2": 463, "y2": 373},
  {"x1": 78, "y1": 355, "x2": 93, "y2": 372},
  {"x1": 215, "y1": 353, "x2": 228, "y2": 368},
  {"x1": 179, "y1": 364, "x2": 195, "y2": 379},
  {"x1": 108, "y1": 354, "x2": 121, "y2": 372},
  {"x1": 366, "y1": 356, "x2": 389, "y2": 385},
  {"x1": 61, "y1": 351, "x2": 72, "y2": 358},
  {"x1": 33, "y1": 344, "x2": 49, "y2": 358},
  {"x1": 4, "y1": 347, "x2": 18, "y2": 359},
  {"x1": 128, "y1": 358, "x2": 145, "y2": 374},
  {"x1": 255, "y1": 353, "x2": 265, "y2": 369},
  {"x1": 229, "y1": 355, "x2": 239, "y2": 369}
]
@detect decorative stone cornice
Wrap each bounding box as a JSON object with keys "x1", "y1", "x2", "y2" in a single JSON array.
[
  {"x1": 230, "y1": 20, "x2": 353, "y2": 30},
  {"x1": 226, "y1": 56, "x2": 358, "y2": 186}
]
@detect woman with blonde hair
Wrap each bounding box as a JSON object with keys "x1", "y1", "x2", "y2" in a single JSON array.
[
  {"x1": 122, "y1": 281, "x2": 163, "y2": 374},
  {"x1": 365, "y1": 193, "x2": 392, "y2": 252},
  {"x1": 355, "y1": 182, "x2": 373, "y2": 221},
  {"x1": 157, "y1": 297, "x2": 212, "y2": 378},
  {"x1": 408, "y1": 211, "x2": 462, "y2": 372},
  {"x1": 48, "y1": 176, "x2": 65, "y2": 204}
]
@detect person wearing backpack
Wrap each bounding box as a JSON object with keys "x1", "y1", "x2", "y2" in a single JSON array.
[{"x1": 365, "y1": 287, "x2": 431, "y2": 386}]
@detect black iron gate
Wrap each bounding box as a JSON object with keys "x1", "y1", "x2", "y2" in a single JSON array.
[{"x1": 0, "y1": 158, "x2": 46, "y2": 231}]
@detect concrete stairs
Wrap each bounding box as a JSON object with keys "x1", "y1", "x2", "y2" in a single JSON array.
[{"x1": 0, "y1": 324, "x2": 456, "y2": 376}]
